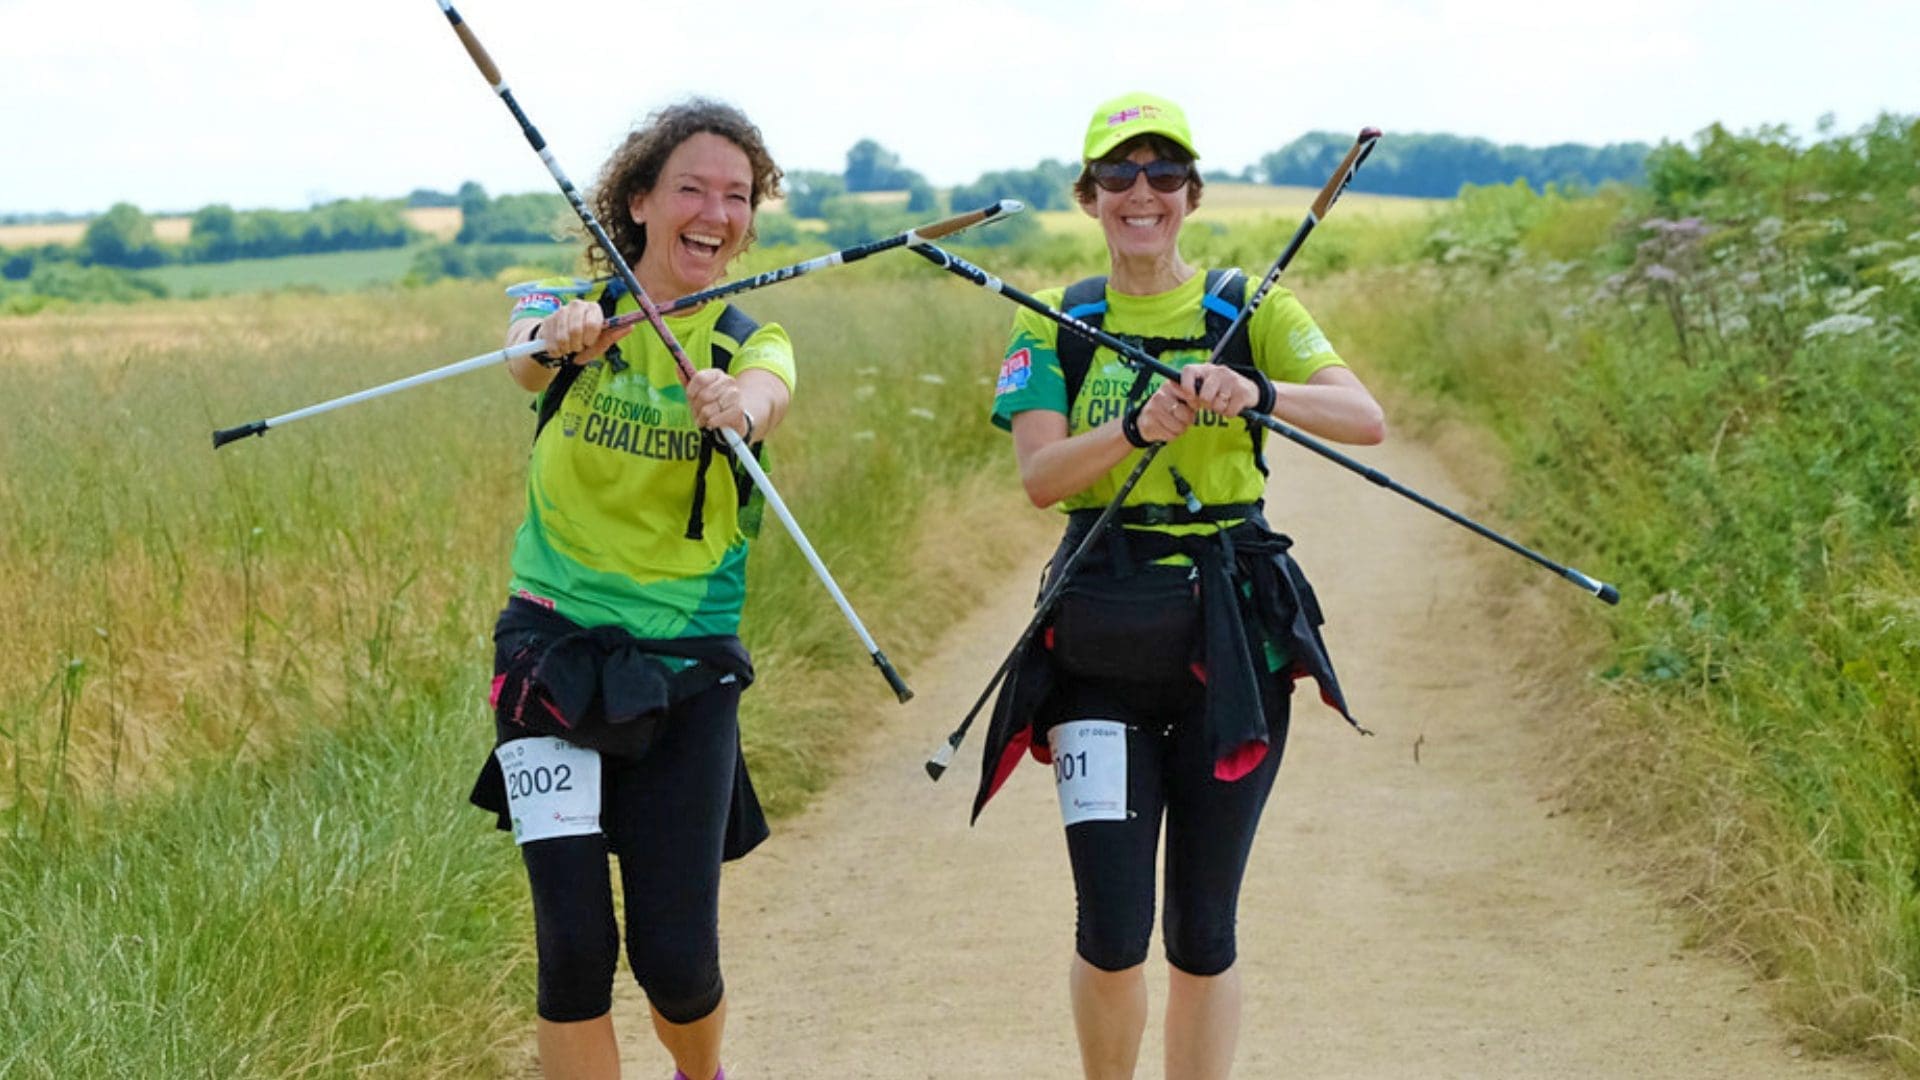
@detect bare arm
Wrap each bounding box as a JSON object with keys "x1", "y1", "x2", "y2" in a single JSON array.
[{"x1": 1267, "y1": 366, "x2": 1387, "y2": 445}]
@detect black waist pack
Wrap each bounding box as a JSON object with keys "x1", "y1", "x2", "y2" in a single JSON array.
[{"x1": 1048, "y1": 563, "x2": 1200, "y2": 684}]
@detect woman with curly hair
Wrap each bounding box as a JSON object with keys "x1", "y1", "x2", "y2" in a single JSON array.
[{"x1": 470, "y1": 98, "x2": 791, "y2": 1080}]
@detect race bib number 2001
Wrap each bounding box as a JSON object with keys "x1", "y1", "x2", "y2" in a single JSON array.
[
  {"x1": 495, "y1": 737, "x2": 602, "y2": 845},
  {"x1": 1049, "y1": 719, "x2": 1128, "y2": 826}
]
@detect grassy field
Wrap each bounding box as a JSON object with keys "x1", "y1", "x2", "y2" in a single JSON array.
[
  {"x1": 144, "y1": 240, "x2": 575, "y2": 297},
  {"x1": 0, "y1": 270, "x2": 1057, "y2": 1074}
]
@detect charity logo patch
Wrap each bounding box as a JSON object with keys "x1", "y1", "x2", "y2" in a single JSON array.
[
  {"x1": 510, "y1": 292, "x2": 563, "y2": 319},
  {"x1": 996, "y1": 347, "x2": 1032, "y2": 395}
]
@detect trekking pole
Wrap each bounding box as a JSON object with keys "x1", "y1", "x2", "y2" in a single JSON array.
[
  {"x1": 432, "y1": 0, "x2": 914, "y2": 701},
  {"x1": 925, "y1": 128, "x2": 1385, "y2": 780},
  {"x1": 913, "y1": 237, "x2": 1620, "y2": 608},
  {"x1": 209, "y1": 201, "x2": 1022, "y2": 449},
  {"x1": 506, "y1": 199, "x2": 1025, "y2": 320}
]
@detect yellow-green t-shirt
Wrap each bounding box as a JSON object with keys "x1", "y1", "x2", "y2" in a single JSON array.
[
  {"x1": 506, "y1": 280, "x2": 795, "y2": 640},
  {"x1": 989, "y1": 271, "x2": 1344, "y2": 513}
]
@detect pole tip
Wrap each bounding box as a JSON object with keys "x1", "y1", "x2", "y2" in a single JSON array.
[
  {"x1": 1359, "y1": 126, "x2": 1383, "y2": 141},
  {"x1": 1597, "y1": 583, "x2": 1620, "y2": 606},
  {"x1": 998, "y1": 199, "x2": 1027, "y2": 217},
  {"x1": 211, "y1": 420, "x2": 268, "y2": 449},
  {"x1": 925, "y1": 737, "x2": 956, "y2": 780},
  {"x1": 874, "y1": 651, "x2": 914, "y2": 703}
]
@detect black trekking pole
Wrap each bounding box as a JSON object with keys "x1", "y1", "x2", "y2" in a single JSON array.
[
  {"x1": 210, "y1": 201, "x2": 1022, "y2": 449},
  {"x1": 432, "y1": 0, "x2": 914, "y2": 701},
  {"x1": 926, "y1": 128, "x2": 1390, "y2": 780}
]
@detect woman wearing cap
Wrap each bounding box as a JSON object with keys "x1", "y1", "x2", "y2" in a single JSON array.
[
  {"x1": 469, "y1": 99, "x2": 791, "y2": 1080},
  {"x1": 976, "y1": 91, "x2": 1386, "y2": 1079}
]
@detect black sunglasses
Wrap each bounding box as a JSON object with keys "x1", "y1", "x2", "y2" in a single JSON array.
[{"x1": 1090, "y1": 158, "x2": 1193, "y2": 194}]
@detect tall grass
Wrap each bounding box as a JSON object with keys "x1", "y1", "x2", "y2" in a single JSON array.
[
  {"x1": 1313, "y1": 115, "x2": 1920, "y2": 1068},
  {"x1": 0, "y1": 269, "x2": 1051, "y2": 1073}
]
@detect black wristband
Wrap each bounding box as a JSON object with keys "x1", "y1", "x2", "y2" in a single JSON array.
[
  {"x1": 1250, "y1": 371, "x2": 1276, "y2": 416},
  {"x1": 1121, "y1": 402, "x2": 1155, "y2": 449},
  {"x1": 531, "y1": 350, "x2": 570, "y2": 369}
]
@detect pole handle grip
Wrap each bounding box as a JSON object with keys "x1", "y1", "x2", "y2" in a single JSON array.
[
  {"x1": 440, "y1": 3, "x2": 504, "y2": 84},
  {"x1": 1310, "y1": 127, "x2": 1383, "y2": 219}
]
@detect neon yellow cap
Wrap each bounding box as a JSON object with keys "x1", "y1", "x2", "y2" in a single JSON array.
[{"x1": 1083, "y1": 92, "x2": 1199, "y2": 162}]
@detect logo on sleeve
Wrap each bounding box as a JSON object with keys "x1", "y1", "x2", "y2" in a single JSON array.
[
  {"x1": 511, "y1": 292, "x2": 563, "y2": 320},
  {"x1": 996, "y1": 348, "x2": 1032, "y2": 395},
  {"x1": 1289, "y1": 326, "x2": 1333, "y2": 361}
]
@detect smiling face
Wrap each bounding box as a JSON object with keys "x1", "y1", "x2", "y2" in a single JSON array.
[
  {"x1": 1082, "y1": 143, "x2": 1193, "y2": 265},
  {"x1": 628, "y1": 131, "x2": 756, "y2": 299}
]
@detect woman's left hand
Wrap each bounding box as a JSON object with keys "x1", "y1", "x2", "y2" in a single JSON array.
[
  {"x1": 1176, "y1": 363, "x2": 1260, "y2": 418},
  {"x1": 686, "y1": 368, "x2": 750, "y2": 437}
]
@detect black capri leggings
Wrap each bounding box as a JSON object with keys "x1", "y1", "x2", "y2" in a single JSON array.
[
  {"x1": 1057, "y1": 673, "x2": 1289, "y2": 976},
  {"x1": 513, "y1": 678, "x2": 741, "y2": 1025}
]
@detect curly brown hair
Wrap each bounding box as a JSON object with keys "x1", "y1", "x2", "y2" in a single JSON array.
[
  {"x1": 585, "y1": 98, "x2": 784, "y2": 277},
  {"x1": 1072, "y1": 133, "x2": 1204, "y2": 212}
]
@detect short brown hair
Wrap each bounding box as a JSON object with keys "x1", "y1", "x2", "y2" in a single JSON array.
[
  {"x1": 585, "y1": 98, "x2": 784, "y2": 276},
  {"x1": 1073, "y1": 133, "x2": 1204, "y2": 212}
]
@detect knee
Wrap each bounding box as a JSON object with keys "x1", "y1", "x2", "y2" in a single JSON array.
[
  {"x1": 1163, "y1": 905, "x2": 1236, "y2": 976},
  {"x1": 628, "y1": 933, "x2": 724, "y2": 1024}
]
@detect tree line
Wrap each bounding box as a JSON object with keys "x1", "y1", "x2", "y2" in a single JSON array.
[
  {"x1": 4, "y1": 131, "x2": 1652, "y2": 280},
  {"x1": 1247, "y1": 131, "x2": 1650, "y2": 197}
]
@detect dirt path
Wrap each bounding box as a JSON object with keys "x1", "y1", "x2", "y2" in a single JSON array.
[{"x1": 601, "y1": 433, "x2": 1886, "y2": 1079}]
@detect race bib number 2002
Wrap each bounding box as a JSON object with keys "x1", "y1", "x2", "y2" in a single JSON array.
[
  {"x1": 1049, "y1": 719, "x2": 1128, "y2": 826},
  {"x1": 495, "y1": 737, "x2": 602, "y2": 845}
]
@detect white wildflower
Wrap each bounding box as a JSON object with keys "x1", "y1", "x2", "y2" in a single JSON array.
[
  {"x1": 852, "y1": 430, "x2": 876, "y2": 441},
  {"x1": 1754, "y1": 217, "x2": 1785, "y2": 243},
  {"x1": 1835, "y1": 286, "x2": 1883, "y2": 314},
  {"x1": 908, "y1": 407, "x2": 938, "y2": 421},
  {"x1": 918, "y1": 372, "x2": 947, "y2": 385},
  {"x1": 1848, "y1": 241, "x2": 1899, "y2": 260},
  {"x1": 856, "y1": 367, "x2": 879, "y2": 377},
  {"x1": 853, "y1": 385, "x2": 877, "y2": 400},
  {"x1": 1888, "y1": 256, "x2": 1920, "y2": 285},
  {"x1": 1719, "y1": 313, "x2": 1750, "y2": 334},
  {"x1": 1804, "y1": 314, "x2": 1875, "y2": 339},
  {"x1": 1800, "y1": 191, "x2": 1832, "y2": 204}
]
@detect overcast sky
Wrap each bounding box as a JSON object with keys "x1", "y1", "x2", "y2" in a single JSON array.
[{"x1": 3, "y1": 0, "x2": 1915, "y2": 216}]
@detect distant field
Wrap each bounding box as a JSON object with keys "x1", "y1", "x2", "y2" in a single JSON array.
[
  {"x1": 146, "y1": 240, "x2": 575, "y2": 297},
  {"x1": 0, "y1": 206, "x2": 462, "y2": 249},
  {"x1": 1037, "y1": 181, "x2": 1435, "y2": 235}
]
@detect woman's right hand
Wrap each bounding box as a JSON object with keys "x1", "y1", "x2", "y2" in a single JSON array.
[
  {"x1": 536, "y1": 299, "x2": 630, "y2": 366},
  {"x1": 1133, "y1": 380, "x2": 1198, "y2": 443}
]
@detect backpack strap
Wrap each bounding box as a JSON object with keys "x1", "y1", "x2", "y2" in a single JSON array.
[
  {"x1": 685, "y1": 303, "x2": 763, "y2": 541},
  {"x1": 532, "y1": 278, "x2": 631, "y2": 442},
  {"x1": 1056, "y1": 275, "x2": 1109, "y2": 409},
  {"x1": 1196, "y1": 269, "x2": 1270, "y2": 476}
]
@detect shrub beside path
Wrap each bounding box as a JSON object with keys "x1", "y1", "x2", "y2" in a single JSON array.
[{"x1": 586, "y1": 431, "x2": 1888, "y2": 1079}]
